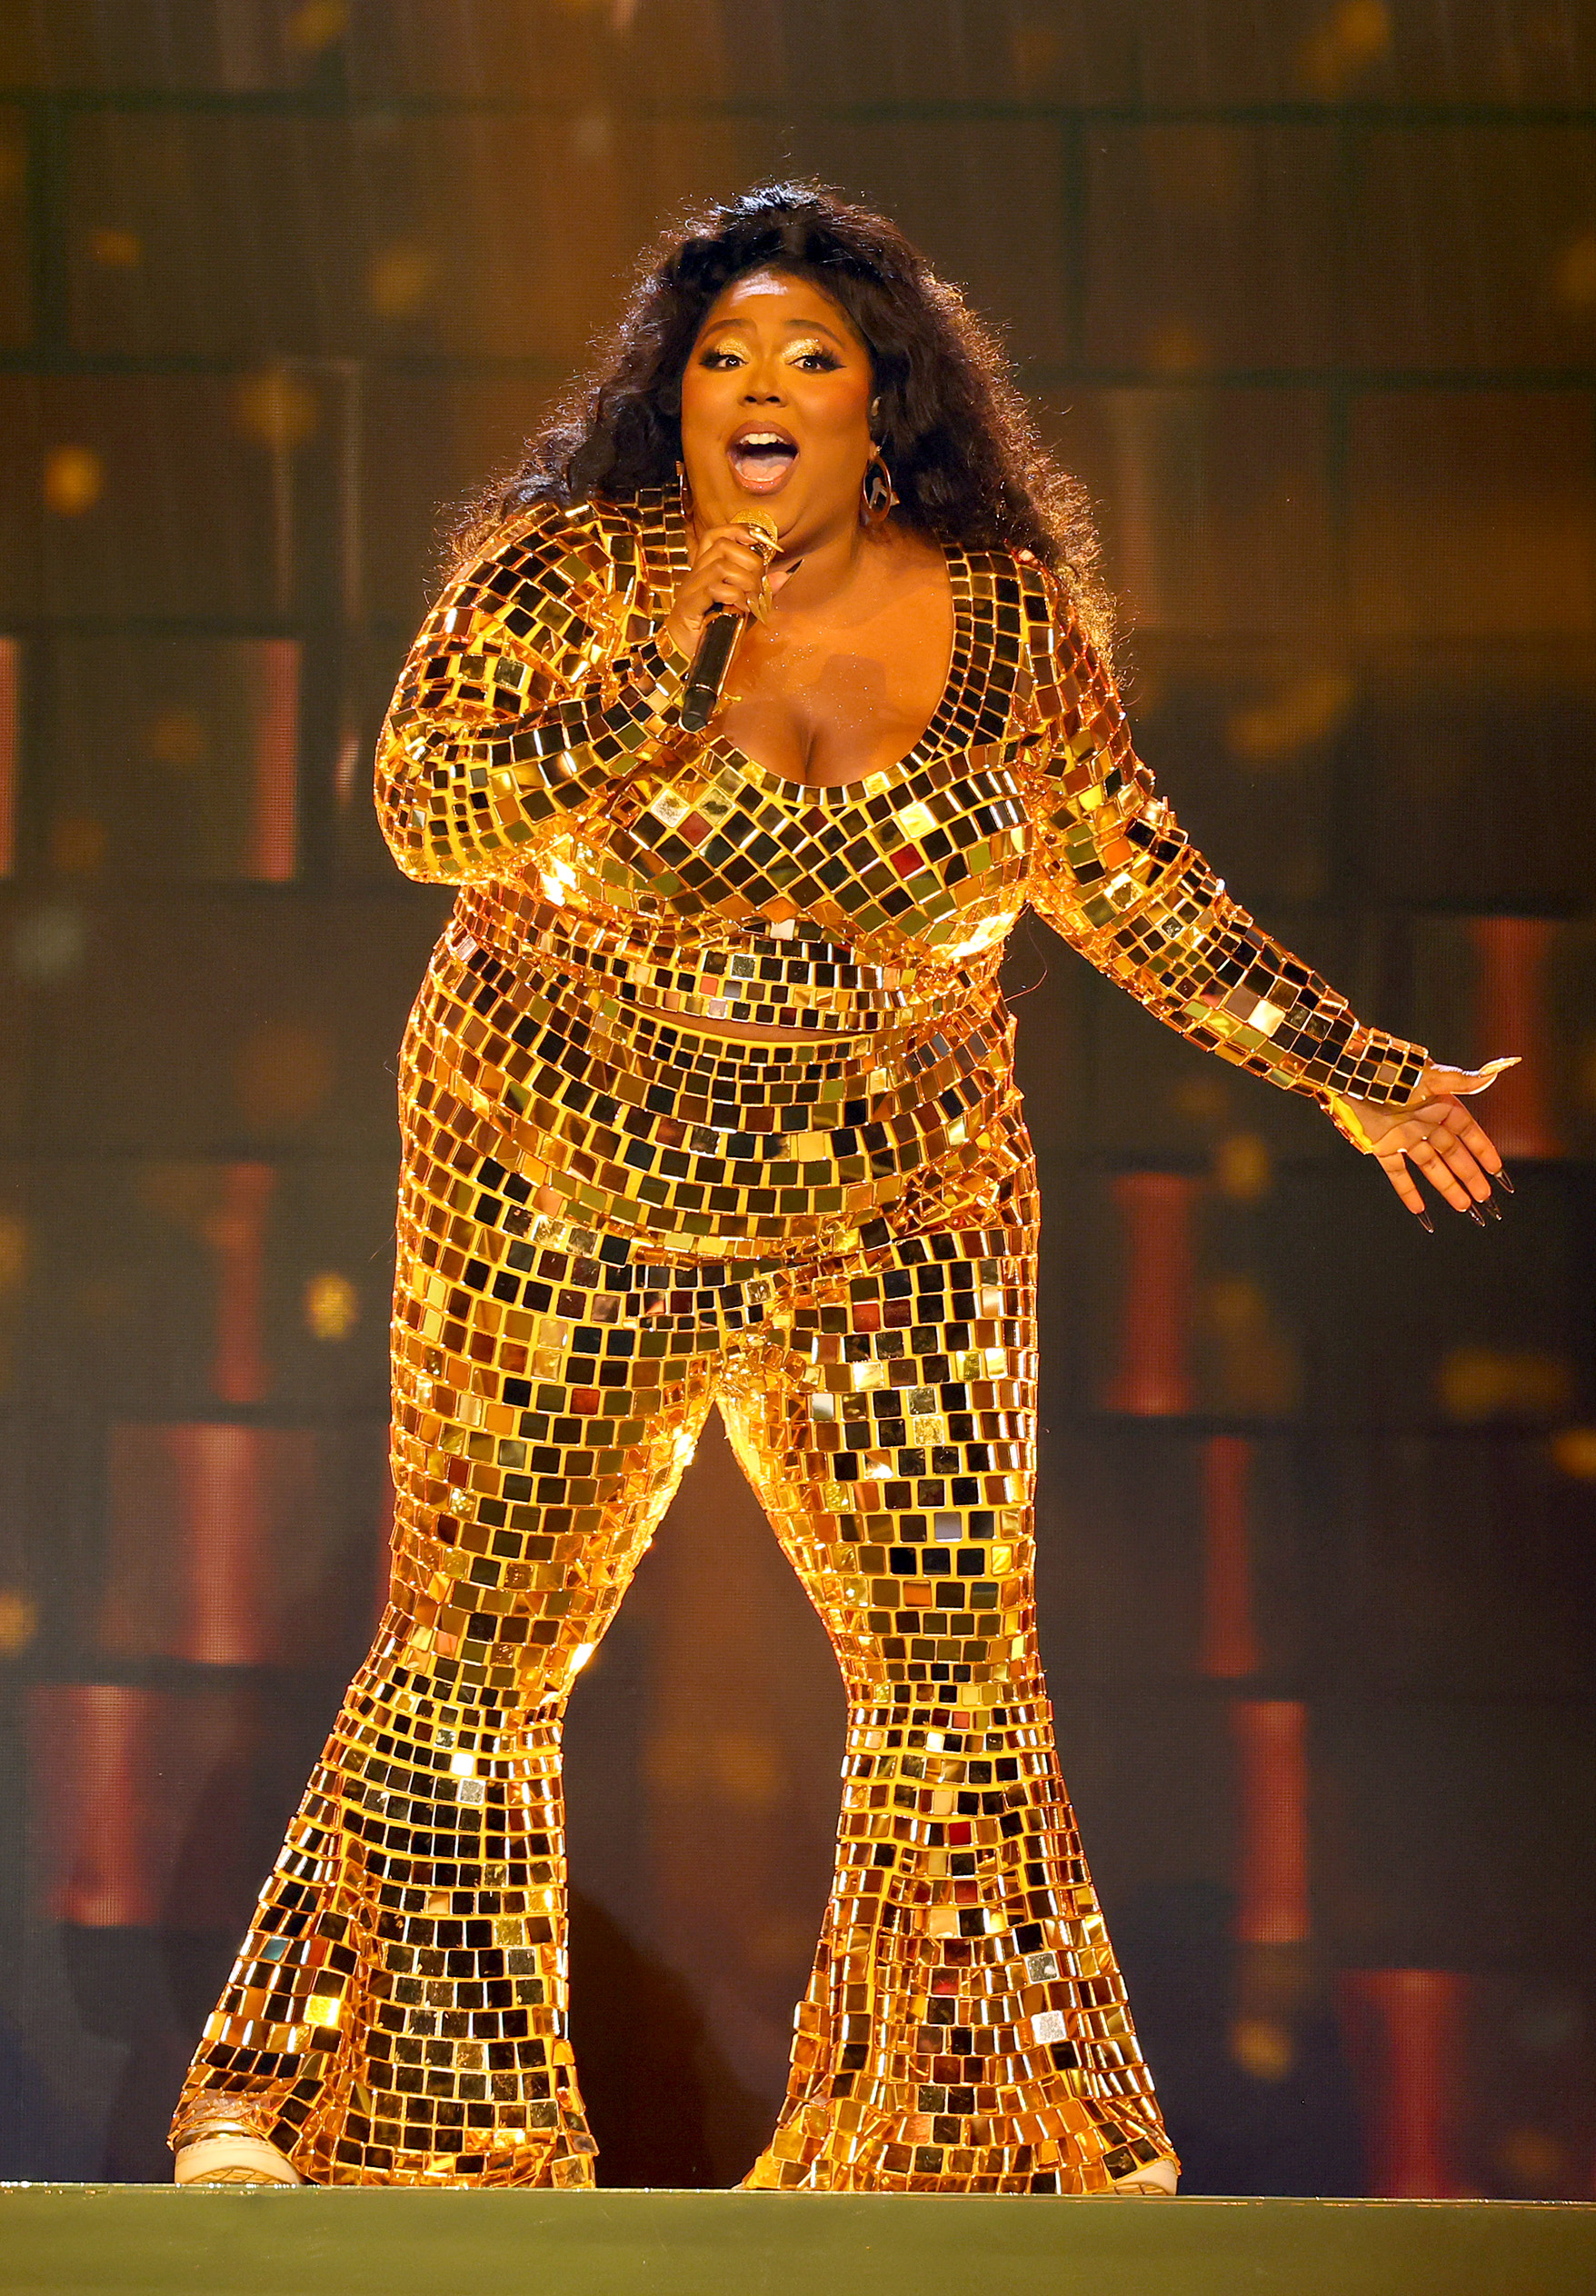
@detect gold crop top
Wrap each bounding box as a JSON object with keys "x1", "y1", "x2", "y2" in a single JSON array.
[{"x1": 375, "y1": 486, "x2": 1428, "y2": 1121}]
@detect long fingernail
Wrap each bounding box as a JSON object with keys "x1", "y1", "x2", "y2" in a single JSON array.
[
  {"x1": 1494, "y1": 1168, "x2": 1514, "y2": 1193},
  {"x1": 1481, "y1": 1197, "x2": 1503, "y2": 1221},
  {"x1": 1466, "y1": 1205, "x2": 1486, "y2": 1226},
  {"x1": 1417, "y1": 1211, "x2": 1434, "y2": 1233}
]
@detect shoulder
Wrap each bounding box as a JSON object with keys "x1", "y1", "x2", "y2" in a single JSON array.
[
  {"x1": 422, "y1": 495, "x2": 653, "y2": 668},
  {"x1": 960, "y1": 544, "x2": 1089, "y2": 725},
  {"x1": 960, "y1": 542, "x2": 1080, "y2": 643},
  {"x1": 450, "y1": 495, "x2": 637, "y2": 608}
]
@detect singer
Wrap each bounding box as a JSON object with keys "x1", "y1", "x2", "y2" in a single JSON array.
[{"x1": 172, "y1": 184, "x2": 1510, "y2": 2191}]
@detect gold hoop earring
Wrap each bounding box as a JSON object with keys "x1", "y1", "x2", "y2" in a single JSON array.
[{"x1": 862, "y1": 446, "x2": 898, "y2": 524}]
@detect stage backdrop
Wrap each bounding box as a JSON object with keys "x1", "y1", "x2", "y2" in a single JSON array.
[{"x1": 0, "y1": 0, "x2": 1592, "y2": 2197}]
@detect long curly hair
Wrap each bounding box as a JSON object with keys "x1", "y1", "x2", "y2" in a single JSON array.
[{"x1": 451, "y1": 180, "x2": 1112, "y2": 652}]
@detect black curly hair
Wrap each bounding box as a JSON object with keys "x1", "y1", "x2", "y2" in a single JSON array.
[{"x1": 452, "y1": 180, "x2": 1111, "y2": 650}]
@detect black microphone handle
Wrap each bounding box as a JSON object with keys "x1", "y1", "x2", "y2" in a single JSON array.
[{"x1": 678, "y1": 605, "x2": 746, "y2": 734}]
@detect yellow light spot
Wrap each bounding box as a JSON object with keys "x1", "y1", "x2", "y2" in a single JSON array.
[
  {"x1": 47, "y1": 813, "x2": 108, "y2": 875},
  {"x1": 144, "y1": 705, "x2": 208, "y2": 773},
  {"x1": 1214, "y1": 1132, "x2": 1272, "y2": 1202},
  {"x1": 1230, "y1": 2016, "x2": 1295, "y2": 2081},
  {"x1": 1550, "y1": 1425, "x2": 1596, "y2": 1480},
  {"x1": 0, "y1": 1589, "x2": 37, "y2": 1656},
  {"x1": 571, "y1": 1642, "x2": 596, "y2": 1672},
  {"x1": 285, "y1": 0, "x2": 347, "y2": 51},
  {"x1": 1331, "y1": 0, "x2": 1392, "y2": 58},
  {"x1": 304, "y1": 1993, "x2": 342, "y2": 2028},
  {"x1": 304, "y1": 1271, "x2": 359, "y2": 1341},
  {"x1": 1297, "y1": 0, "x2": 1392, "y2": 95},
  {"x1": 1439, "y1": 1348, "x2": 1572, "y2": 1423},
  {"x1": 233, "y1": 369, "x2": 320, "y2": 452},
  {"x1": 43, "y1": 446, "x2": 104, "y2": 516},
  {"x1": 366, "y1": 244, "x2": 435, "y2": 320},
  {"x1": 87, "y1": 225, "x2": 142, "y2": 269}
]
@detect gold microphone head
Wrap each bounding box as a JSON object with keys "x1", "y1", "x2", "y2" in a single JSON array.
[{"x1": 738, "y1": 510, "x2": 781, "y2": 564}]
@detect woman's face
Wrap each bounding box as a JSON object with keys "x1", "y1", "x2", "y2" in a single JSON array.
[{"x1": 678, "y1": 267, "x2": 876, "y2": 541}]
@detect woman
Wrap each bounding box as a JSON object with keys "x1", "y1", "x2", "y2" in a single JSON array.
[{"x1": 172, "y1": 185, "x2": 1509, "y2": 2194}]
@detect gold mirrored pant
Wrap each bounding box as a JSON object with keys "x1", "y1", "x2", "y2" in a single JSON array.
[{"x1": 173, "y1": 1138, "x2": 1173, "y2": 2191}]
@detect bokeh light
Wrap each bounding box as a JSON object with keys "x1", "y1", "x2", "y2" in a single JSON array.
[
  {"x1": 285, "y1": 1, "x2": 348, "y2": 52},
  {"x1": 87, "y1": 226, "x2": 143, "y2": 270},
  {"x1": 304, "y1": 1272, "x2": 360, "y2": 1342},
  {"x1": 232, "y1": 370, "x2": 320, "y2": 453},
  {"x1": 1440, "y1": 1348, "x2": 1574, "y2": 1423},
  {"x1": 43, "y1": 446, "x2": 104, "y2": 516},
  {"x1": 0, "y1": 1590, "x2": 37, "y2": 1658}
]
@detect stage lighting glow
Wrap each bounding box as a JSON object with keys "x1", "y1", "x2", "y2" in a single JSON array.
[
  {"x1": 304, "y1": 1273, "x2": 360, "y2": 1341},
  {"x1": 43, "y1": 447, "x2": 104, "y2": 516},
  {"x1": 87, "y1": 225, "x2": 142, "y2": 270}
]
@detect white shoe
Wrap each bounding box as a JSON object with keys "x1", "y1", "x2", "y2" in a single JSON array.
[
  {"x1": 1105, "y1": 2157, "x2": 1179, "y2": 2196},
  {"x1": 174, "y1": 2133, "x2": 302, "y2": 2186}
]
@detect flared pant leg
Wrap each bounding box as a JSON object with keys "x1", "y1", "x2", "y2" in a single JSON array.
[
  {"x1": 721, "y1": 1199, "x2": 1177, "y2": 2194},
  {"x1": 172, "y1": 1230, "x2": 722, "y2": 2185}
]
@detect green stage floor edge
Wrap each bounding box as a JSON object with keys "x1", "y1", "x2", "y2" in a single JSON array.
[{"x1": 4, "y1": 2186, "x2": 1594, "y2": 2296}]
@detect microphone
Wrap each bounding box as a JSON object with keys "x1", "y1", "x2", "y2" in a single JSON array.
[{"x1": 678, "y1": 511, "x2": 781, "y2": 734}]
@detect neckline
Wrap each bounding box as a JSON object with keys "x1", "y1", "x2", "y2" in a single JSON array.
[{"x1": 640, "y1": 485, "x2": 973, "y2": 804}]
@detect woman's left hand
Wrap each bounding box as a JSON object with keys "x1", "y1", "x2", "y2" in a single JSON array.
[{"x1": 1334, "y1": 1059, "x2": 1518, "y2": 1227}]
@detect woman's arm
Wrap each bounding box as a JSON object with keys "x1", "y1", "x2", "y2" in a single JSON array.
[
  {"x1": 374, "y1": 499, "x2": 689, "y2": 885},
  {"x1": 1019, "y1": 564, "x2": 1510, "y2": 1219}
]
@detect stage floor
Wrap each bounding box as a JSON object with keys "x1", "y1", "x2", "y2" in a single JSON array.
[{"x1": 5, "y1": 2188, "x2": 1595, "y2": 2296}]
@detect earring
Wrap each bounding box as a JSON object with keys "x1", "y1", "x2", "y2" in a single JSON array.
[
  {"x1": 862, "y1": 446, "x2": 898, "y2": 524},
  {"x1": 675, "y1": 458, "x2": 695, "y2": 533}
]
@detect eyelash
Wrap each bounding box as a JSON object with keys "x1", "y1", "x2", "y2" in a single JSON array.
[{"x1": 700, "y1": 347, "x2": 843, "y2": 373}]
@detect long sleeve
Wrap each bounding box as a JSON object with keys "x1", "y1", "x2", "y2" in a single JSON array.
[
  {"x1": 374, "y1": 498, "x2": 689, "y2": 885},
  {"x1": 1019, "y1": 566, "x2": 1429, "y2": 1113}
]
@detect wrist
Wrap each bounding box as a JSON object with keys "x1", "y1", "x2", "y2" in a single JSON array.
[
  {"x1": 1325, "y1": 1093, "x2": 1382, "y2": 1153},
  {"x1": 658, "y1": 615, "x2": 695, "y2": 672}
]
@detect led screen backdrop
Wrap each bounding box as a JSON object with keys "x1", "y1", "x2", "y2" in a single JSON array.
[{"x1": 0, "y1": 0, "x2": 1592, "y2": 2196}]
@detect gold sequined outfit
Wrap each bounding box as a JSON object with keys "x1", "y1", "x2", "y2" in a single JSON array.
[{"x1": 173, "y1": 489, "x2": 1428, "y2": 2190}]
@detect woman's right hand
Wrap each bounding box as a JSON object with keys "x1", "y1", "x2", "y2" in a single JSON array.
[{"x1": 662, "y1": 521, "x2": 797, "y2": 659}]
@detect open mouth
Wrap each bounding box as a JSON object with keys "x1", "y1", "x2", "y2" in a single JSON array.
[{"x1": 727, "y1": 426, "x2": 799, "y2": 493}]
